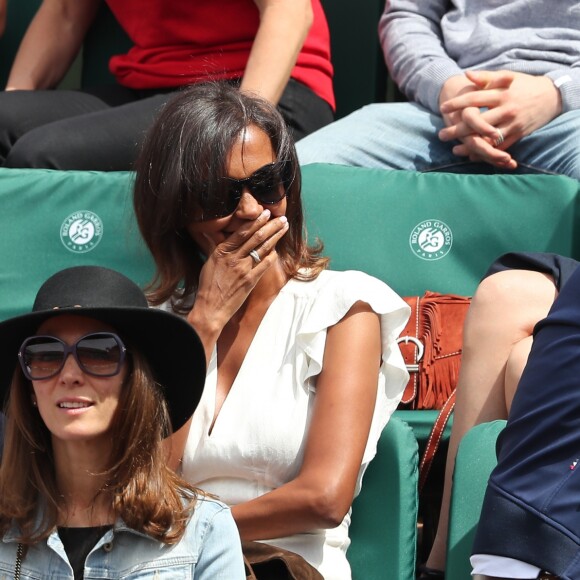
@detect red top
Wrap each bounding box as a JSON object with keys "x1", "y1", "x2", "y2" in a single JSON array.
[{"x1": 106, "y1": 0, "x2": 335, "y2": 109}]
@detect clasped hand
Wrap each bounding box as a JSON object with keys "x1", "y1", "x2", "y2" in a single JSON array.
[{"x1": 438, "y1": 70, "x2": 562, "y2": 169}]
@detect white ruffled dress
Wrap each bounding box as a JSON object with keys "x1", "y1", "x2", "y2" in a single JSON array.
[{"x1": 180, "y1": 270, "x2": 410, "y2": 579}]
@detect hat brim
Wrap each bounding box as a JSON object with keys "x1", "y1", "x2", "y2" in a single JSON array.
[{"x1": 0, "y1": 306, "x2": 206, "y2": 432}]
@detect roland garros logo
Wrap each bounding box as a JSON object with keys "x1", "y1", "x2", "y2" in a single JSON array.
[
  {"x1": 60, "y1": 211, "x2": 103, "y2": 253},
  {"x1": 409, "y1": 219, "x2": 453, "y2": 261}
]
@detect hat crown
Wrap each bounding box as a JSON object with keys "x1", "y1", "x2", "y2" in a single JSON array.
[{"x1": 33, "y1": 266, "x2": 148, "y2": 312}]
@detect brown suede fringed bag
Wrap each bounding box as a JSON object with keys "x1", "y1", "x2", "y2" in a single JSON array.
[
  {"x1": 243, "y1": 541, "x2": 323, "y2": 580},
  {"x1": 396, "y1": 291, "x2": 471, "y2": 490}
]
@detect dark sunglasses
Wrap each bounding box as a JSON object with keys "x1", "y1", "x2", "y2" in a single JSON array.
[
  {"x1": 197, "y1": 161, "x2": 293, "y2": 221},
  {"x1": 18, "y1": 332, "x2": 127, "y2": 381}
]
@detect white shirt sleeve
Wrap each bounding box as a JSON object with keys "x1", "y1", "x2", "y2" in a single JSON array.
[{"x1": 470, "y1": 554, "x2": 541, "y2": 578}]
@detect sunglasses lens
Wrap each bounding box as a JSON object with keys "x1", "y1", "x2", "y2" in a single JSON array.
[
  {"x1": 250, "y1": 165, "x2": 285, "y2": 204},
  {"x1": 22, "y1": 337, "x2": 66, "y2": 380},
  {"x1": 199, "y1": 162, "x2": 289, "y2": 220},
  {"x1": 201, "y1": 190, "x2": 240, "y2": 220},
  {"x1": 20, "y1": 333, "x2": 124, "y2": 380},
  {"x1": 76, "y1": 334, "x2": 123, "y2": 376}
]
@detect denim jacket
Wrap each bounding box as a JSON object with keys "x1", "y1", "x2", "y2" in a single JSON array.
[{"x1": 0, "y1": 497, "x2": 245, "y2": 579}]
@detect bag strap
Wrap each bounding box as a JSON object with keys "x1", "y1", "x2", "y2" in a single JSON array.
[
  {"x1": 418, "y1": 389, "x2": 456, "y2": 492},
  {"x1": 398, "y1": 295, "x2": 422, "y2": 406}
]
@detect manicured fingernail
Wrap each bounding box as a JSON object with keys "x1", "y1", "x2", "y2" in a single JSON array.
[
  {"x1": 261, "y1": 209, "x2": 271, "y2": 219},
  {"x1": 279, "y1": 216, "x2": 288, "y2": 224}
]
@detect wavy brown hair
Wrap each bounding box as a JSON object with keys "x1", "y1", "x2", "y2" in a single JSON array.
[
  {"x1": 0, "y1": 350, "x2": 200, "y2": 545},
  {"x1": 133, "y1": 81, "x2": 329, "y2": 308}
]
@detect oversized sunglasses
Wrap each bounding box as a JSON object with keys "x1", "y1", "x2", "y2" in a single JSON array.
[
  {"x1": 18, "y1": 332, "x2": 127, "y2": 381},
  {"x1": 197, "y1": 161, "x2": 293, "y2": 221}
]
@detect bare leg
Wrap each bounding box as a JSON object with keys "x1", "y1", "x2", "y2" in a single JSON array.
[{"x1": 424, "y1": 270, "x2": 557, "y2": 572}]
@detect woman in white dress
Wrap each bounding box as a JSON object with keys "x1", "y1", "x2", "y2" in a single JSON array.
[{"x1": 133, "y1": 82, "x2": 410, "y2": 579}]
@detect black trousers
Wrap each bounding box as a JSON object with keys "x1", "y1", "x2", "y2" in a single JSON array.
[{"x1": 0, "y1": 78, "x2": 333, "y2": 171}]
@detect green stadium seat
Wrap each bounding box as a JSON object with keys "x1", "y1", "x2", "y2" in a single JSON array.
[
  {"x1": 320, "y1": 0, "x2": 387, "y2": 119},
  {"x1": 348, "y1": 415, "x2": 419, "y2": 580},
  {"x1": 1, "y1": 165, "x2": 578, "y2": 578},
  {"x1": 81, "y1": 3, "x2": 132, "y2": 87},
  {"x1": 300, "y1": 163, "x2": 580, "y2": 442},
  {"x1": 0, "y1": 168, "x2": 153, "y2": 322},
  {"x1": 445, "y1": 421, "x2": 505, "y2": 580}
]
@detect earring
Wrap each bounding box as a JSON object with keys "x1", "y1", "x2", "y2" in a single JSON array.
[{"x1": 31, "y1": 398, "x2": 37, "y2": 407}]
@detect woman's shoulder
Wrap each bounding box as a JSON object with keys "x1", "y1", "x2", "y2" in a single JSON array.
[
  {"x1": 292, "y1": 268, "x2": 389, "y2": 292},
  {"x1": 289, "y1": 268, "x2": 409, "y2": 335},
  {"x1": 185, "y1": 495, "x2": 240, "y2": 547},
  {"x1": 292, "y1": 269, "x2": 406, "y2": 308},
  {"x1": 193, "y1": 495, "x2": 230, "y2": 515},
  {"x1": 189, "y1": 495, "x2": 234, "y2": 528}
]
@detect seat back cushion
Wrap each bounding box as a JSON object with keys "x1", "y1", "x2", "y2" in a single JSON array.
[
  {"x1": 0, "y1": 168, "x2": 154, "y2": 322},
  {"x1": 301, "y1": 164, "x2": 580, "y2": 297}
]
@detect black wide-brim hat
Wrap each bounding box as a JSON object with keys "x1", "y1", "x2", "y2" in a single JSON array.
[{"x1": 0, "y1": 266, "x2": 206, "y2": 432}]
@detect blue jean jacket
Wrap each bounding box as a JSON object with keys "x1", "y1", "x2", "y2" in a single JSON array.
[{"x1": 0, "y1": 497, "x2": 245, "y2": 579}]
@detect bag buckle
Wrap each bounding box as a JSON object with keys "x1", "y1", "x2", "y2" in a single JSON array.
[{"x1": 396, "y1": 336, "x2": 424, "y2": 372}]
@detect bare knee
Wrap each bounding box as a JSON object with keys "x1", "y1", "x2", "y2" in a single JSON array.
[{"x1": 468, "y1": 269, "x2": 557, "y2": 338}]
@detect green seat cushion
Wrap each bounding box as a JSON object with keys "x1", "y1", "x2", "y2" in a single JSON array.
[
  {"x1": 320, "y1": 0, "x2": 386, "y2": 118},
  {"x1": 0, "y1": 168, "x2": 154, "y2": 322},
  {"x1": 349, "y1": 416, "x2": 419, "y2": 580},
  {"x1": 82, "y1": 3, "x2": 132, "y2": 87},
  {"x1": 446, "y1": 420, "x2": 506, "y2": 580},
  {"x1": 301, "y1": 163, "x2": 580, "y2": 443},
  {"x1": 394, "y1": 410, "x2": 453, "y2": 446},
  {"x1": 301, "y1": 163, "x2": 580, "y2": 297}
]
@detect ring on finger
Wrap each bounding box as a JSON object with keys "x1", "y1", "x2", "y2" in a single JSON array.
[
  {"x1": 493, "y1": 128, "x2": 505, "y2": 147},
  {"x1": 249, "y1": 249, "x2": 261, "y2": 264}
]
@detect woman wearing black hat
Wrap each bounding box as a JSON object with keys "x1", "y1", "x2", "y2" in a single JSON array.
[
  {"x1": 0, "y1": 265, "x2": 245, "y2": 578},
  {"x1": 133, "y1": 82, "x2": 410, "y2": 579}
]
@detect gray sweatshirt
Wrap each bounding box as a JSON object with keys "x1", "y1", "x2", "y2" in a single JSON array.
[{"x1": 379, "y1": 0, "x2": 580, "y2": 114}]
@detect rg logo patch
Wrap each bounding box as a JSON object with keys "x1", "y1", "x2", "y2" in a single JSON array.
[
  {"x1": 60, "y1": 210, "x2": 103, "y2": 254},
  {"x1": 409, "y1": 219, "x2": 453, "y2": 261}
]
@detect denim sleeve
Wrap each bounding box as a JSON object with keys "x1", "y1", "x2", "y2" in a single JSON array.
[
  {"x1": 379, "y1": 0, "x2": 462, "y2": 113},
  {"x1": 195, "y1": 505, "x2": 245, "y2": 579}
]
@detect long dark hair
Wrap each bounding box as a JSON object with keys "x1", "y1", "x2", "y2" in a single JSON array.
[{"x1": 133, "y1": 81, "x2": 328, "y2": 308}]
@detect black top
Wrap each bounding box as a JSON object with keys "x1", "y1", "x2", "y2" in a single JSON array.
[{"x1": 58, "y1": 526, "x2": 112, "y2": 580}]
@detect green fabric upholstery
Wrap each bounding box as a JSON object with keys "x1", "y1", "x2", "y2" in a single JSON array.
[
  {"x1": 0, "y1": 166, "x2": 421, "y2": 579},
  {"x1": 348, "y1": 416, "x2": 419, "y2": 580},
  {"x1": 395, "y1": 410, "x2": 454, "y2": 450},
  {"x1": 81, "y1": 2, "x2": 132, "y2": 87},
  {"x1": 300, "y1": 163, "x2": 580, "y2": 442},
  {"x1": 1, "y1": 164, "x2": 578, "y2": 578},
  {"x1": 301, "y1": 164, "x2": 580, "y2": 297},
  {"x1": 445, "y1": 420, "x2": 506, "y2": 580},
  {"x1": 0, "y1": 168, "x2": 154, "y2": 322},
  {"x1": 320, "y1": 0, "x2": 386, "y2": 119}
]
